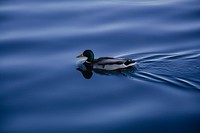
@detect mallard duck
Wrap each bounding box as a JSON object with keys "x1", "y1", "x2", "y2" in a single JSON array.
[{"x1": 77, "y1": 50, "x2": 136, "y2": 71}]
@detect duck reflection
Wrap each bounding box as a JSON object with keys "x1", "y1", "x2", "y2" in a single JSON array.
[
  {"x1": 76, "y1": 68, "x2": 93, "y2": 79},
  {"x1": 76, "y1": 62, "x2": 93, "y2": 79},
  {"x1": 76, "y1": 61, "x2": 136, "y2": 79}
]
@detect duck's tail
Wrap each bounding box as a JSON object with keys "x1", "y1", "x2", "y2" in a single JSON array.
[{"x1": 124, "y1": 59, "x2": 136, "y2": 66}]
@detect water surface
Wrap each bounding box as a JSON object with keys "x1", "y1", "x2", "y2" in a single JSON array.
[{"x1": 0, "y1": 0, "x2": 200, "y2": 133}]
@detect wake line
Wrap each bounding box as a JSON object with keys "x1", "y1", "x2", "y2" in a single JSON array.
[{"x1": 123, "y1": 49, "x2": 200, "y2": 91}]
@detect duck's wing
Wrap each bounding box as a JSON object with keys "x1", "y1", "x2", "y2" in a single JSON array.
[
  {"x1": 93, "y1": 57, "x2": 136, "y2": 71},
  {"x1": 94, "y1": 57, "x2": 126, "y2": 65}
]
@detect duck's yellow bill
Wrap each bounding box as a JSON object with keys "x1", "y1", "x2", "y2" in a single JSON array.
[{"x1": 76, "y1": 54, "x2": 84, "y2": 58}]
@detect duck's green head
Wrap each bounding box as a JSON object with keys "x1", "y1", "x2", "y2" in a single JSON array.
[{"x1": 77, "y1": 50, "x2": 94, "y2": 62}]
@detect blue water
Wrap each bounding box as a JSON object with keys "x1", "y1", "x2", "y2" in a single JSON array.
[{"x1": 0, "y1": 0, "x2": 200, "y2": 132}]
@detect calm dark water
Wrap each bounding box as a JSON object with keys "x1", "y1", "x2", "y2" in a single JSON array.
[{"x1": 0, "y1": 0, "x2": 200, "y2": 132}]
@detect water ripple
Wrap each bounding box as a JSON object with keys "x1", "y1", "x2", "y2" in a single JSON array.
[{"x1": 122, "y1": 49, "x2": 200, "y2": 90}]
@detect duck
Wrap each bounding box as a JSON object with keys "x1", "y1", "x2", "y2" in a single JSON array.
[{"x1": 76, "y1": 50, "x2": 136, "y2": 71}]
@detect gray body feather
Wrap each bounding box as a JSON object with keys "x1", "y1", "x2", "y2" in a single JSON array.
[{"x1": 93, "y1": 57, "x2": 135, "y2": 70}]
